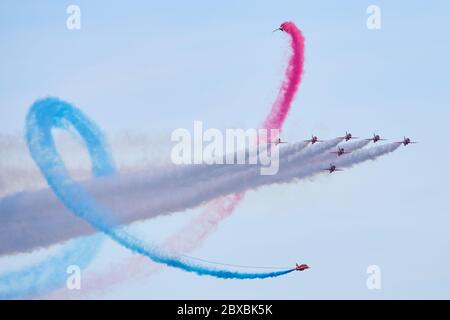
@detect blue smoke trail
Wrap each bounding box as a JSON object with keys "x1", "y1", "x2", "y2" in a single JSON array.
[
  {"x1": 0, "y1": 97, "x2": 116, "y2": 299},
  {"x1": 23, "y1": 97, "x2": 293, "y2": 280},
  {"x1": 0, "y1": 234, "x2": 102, "y2": 299}
]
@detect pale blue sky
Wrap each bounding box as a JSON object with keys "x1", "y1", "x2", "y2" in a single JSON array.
[{"x1": 1, "y1": 1, "x2": 449, "y2": 299}]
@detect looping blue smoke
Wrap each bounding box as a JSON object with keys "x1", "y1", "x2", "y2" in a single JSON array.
[
  {"x1": 22, "y1": 97, "x2": 293, "y2": 282},
  {"x1": 0, "y1": 234, "x2": 102, "y2": 299},
  {"x1": 0, "y1": 96, "x2": 114, "y2": 299}
]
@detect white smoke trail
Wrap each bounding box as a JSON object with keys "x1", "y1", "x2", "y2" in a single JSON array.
[
  {"x1": 0, "y1": 139, "x2": 317, "y2": 254},
  {"x1": 0, "y1": 132, "x2": 172, "y2": 196},
  {"x1": 0, "y1": 140, "x2": 401, "y2": 255}
]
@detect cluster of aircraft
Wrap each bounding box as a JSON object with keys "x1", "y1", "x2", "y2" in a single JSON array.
[
  {"x1": 272, "y1": 132, "x2": 416, "y2": 174},
  {"x1": 289, "y1": 131, "x2": 416, "y2": 269},
  {"x1": 274, "y1": 23, "x2": 417, "y2": 275}
]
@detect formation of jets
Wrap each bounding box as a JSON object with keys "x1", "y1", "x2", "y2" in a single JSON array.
[
  {"x1": 269, "y1": 132, "x2": 416, "y2": 174},
  {"x1": 265, "y1": 25, "x2": 418, "y2": 278}
]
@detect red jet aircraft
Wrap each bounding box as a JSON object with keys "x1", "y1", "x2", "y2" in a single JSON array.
[
  {"x1": 272, "y1": 137, "x2": 287, "y2": 145},
  {"x1": 366, "y1": 133, "x2": 386, "y2": 143},
  {"x1": 339, "y1": 131, "x2": 358, "y2": 141},
  {"x1": 331, "y1": 146, "x2": 349, "y2": 156},
  {"x1": 322, "y1": 164, "x2": 343, "y2": 173},
  {"x1": 398, "y1": 137, "x2": 417, "y2": 146},
  {"x1": 304, "y1": 135, "x2": 323, "y2": 145}
]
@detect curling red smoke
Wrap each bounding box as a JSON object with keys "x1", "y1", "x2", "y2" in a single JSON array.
[
  {"x1": 46, "y1": 21, "x2": 305, "y2": 298},
  {"x1": 166, "y1": 21, "x2": 305, "y2": 251},
  {"x1": 263, "y1": 21, "x2": 305, "y2": 131}
]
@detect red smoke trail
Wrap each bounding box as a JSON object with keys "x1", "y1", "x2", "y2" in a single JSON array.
[
  {"x1": 165, "y1": 21, "x2": 304, "y2": 251},
  {"x1": 45, "y1": 22, "x2": 304, "y2": 298},
  {"x1": 263, "y1": 22, "x2": 305, "y2": 131}
]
